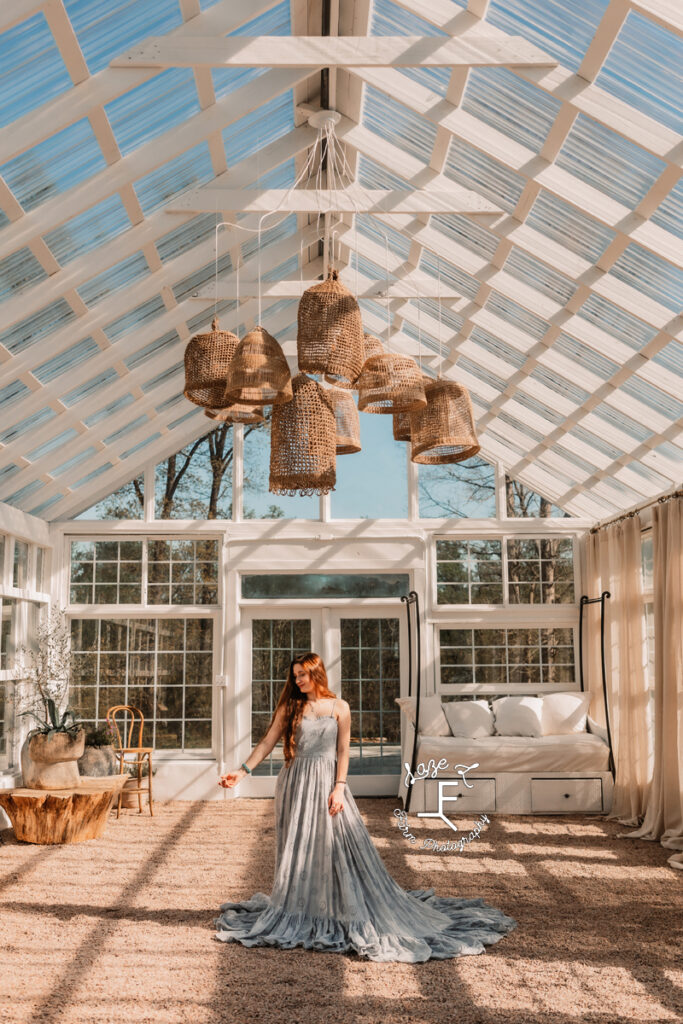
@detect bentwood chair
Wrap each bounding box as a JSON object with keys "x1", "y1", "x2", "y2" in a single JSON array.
[{"x1": 107, "y1": 705, "x2": 154, "y2": 817}]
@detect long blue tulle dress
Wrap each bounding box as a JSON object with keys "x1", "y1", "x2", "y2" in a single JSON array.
[{"x1": 214, "y1": 699, "x2": 517, "y2": 962}]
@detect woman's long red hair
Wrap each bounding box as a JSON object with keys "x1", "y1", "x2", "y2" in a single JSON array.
[{"x1": 268, "y1": 652, "x2": 336, "y2": 763}]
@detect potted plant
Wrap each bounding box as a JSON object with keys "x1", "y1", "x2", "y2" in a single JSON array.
[
  {"x1": 78, "y1": 721, "x2": 118, "y2": 778},
  {"x1": 15, "y1": 606, "x2": 86, "y2": 790}
]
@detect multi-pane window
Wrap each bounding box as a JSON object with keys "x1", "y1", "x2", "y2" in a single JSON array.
[
  {"x1": 340, "y1": 618, "x2": 401, "y2": 774},
  {"x1": 70, "y1": 541, "x2": 143, "y2": 604},
  {"x1": 35, "y1": 547, "x2": 46, "y2": 591},
  {"x1": 0, "y1": 598, "x2": 14, "y2": 670},
  {"x1": 440, "y1": 627, "x2": 576, "y2": 688},
  {"x1": 69, "y1": 539, "x2": 219, "y2": 605},
  {"x1": 148, "y1": 539, "x2": 219, "y2": 604},
  {"x1": 70, "y1": 617, "x2": 213, "y2": 750},
  {"x1": 251, "y1": 618, "x2": 312, "y2": 775},
  {"x1": 13, "y1": 541, "x2": 28, "y2": 589},
  {"x1": 242, "y1": 574, "x2": 409, "y2": 600},
  {"x1": 436, "y1": 540, "x2": 503, "y2": 604},
  {"x1": 507, "y1": 538, "x2": 574, "y2": 603}
]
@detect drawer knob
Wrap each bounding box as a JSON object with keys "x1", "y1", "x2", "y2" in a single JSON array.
[{"x1": 564, "y1": 793, "x2": 571, "y2": 799}]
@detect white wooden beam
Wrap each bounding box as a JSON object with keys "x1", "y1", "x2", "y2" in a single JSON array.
[
  {"x1": 110, "y1": 34, "x2": 558, "y2": 70},
  {"x1": 0, "y1": 0, "x2": 279, "y2": 164},
  {"x1": 166, "y1": 186, "x2": 501, "y2": 215}
]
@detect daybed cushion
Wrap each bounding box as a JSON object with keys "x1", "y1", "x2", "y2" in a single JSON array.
[
  {"x1": 408, "y1": 731, "x2": 610, "y2": 773},
  {"x1": 542, "y1": 691, "x2": 591, "y2": 735},
  {"x1": 394, "y1": 695, "x2": 451, "y2": 737},
  {"x1": 492, "y1": 695, "x2": 544, "y2": 737},
  {"x1": 442, "y1": 699, "x2": 494, "y2": 739}
]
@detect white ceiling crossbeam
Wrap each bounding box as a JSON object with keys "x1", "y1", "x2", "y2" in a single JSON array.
[
  {"x1": 110, "y1": 35, "x2": 559, "y2": 70},
  {"x1": 165, "y1": 186, "x2": 501, "y2": 216}
]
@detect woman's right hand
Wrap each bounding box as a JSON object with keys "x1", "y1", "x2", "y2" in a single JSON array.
[{"x1": 219, "y1": 767, "x2": 245, "y2": 788}]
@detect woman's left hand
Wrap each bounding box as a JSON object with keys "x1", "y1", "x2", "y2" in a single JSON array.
[{"x1": 328, "y1": 784, "x2": 345, "y2": 816}]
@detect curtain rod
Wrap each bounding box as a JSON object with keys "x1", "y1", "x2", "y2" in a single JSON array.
[{"x1": 590, "y1": 486, "x2": 683, "y2": 534}]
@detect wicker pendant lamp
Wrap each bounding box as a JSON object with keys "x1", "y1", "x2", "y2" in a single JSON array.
[
  {"x1": 183, "y1": 317, "x2": 240, "y2": 409},
  {"x1": 225, "y1": 326, "x2": 292, "y2": 406},
  {"x1": 357, "y1": 353, "x2": 427, "y2": 415},
  {"x1": 410, "y1": 378, "x2": 480, "y2": 464},
  {"x1": 204, "y1": 403, "x2": 265, "y2": 425},
  {"x1": 326, "y1": 387, "x2": 362, "y2": 455},
  {"x1": 359, "y1": 333, "x2": 385, "y2": 367},
  {"x1": 269, "y1": 373, "x2": 337, "y2": 496},
  {"x1": 298, "y1": 269, "x2": 364, "y2": 388},
  {"x1": 393, "y1": 374, "x2": 432, "y2": 441}
]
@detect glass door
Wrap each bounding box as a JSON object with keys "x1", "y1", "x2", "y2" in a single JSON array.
[{"x1": 239, "y1": 607, "x2": 406, "y2": 796}]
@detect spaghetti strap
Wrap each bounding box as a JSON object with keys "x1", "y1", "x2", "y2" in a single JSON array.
[{"x1": 330, "y1": 698, "x2": 336, "y2": 718}]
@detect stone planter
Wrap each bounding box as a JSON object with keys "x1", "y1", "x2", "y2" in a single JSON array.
[
  {"x1": 21, "y1": 728, "x2": 86, "y2": 790},
  {"x1": 78, "y1": 744, "x2": 117, "y2": 778}
]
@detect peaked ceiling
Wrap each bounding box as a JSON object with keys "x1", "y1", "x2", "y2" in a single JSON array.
[{"x1": 0, "y1": 0, "x2": 681, "y2": 522}]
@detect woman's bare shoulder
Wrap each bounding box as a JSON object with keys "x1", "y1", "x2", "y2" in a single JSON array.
[{"x1": 333, "y1": 697, "x2": 350, "y2": 717}]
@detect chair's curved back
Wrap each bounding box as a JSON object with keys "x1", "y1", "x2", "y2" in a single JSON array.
[{"x1": 106, "y1": 705, "x2": 145, "y2": 750}]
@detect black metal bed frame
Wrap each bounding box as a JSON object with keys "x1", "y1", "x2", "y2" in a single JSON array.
[{"x1": 579, "y1": 591, "x2": 616, "y2": 779}]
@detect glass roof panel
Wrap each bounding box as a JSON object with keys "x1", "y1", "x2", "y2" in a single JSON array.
[
  {"x1": 0, "y1": 13, "x2": 71, "y2": 129},
  {"x1": 104, "y1": 416, "x2": 150, "y2": 445},
  {"x1": 608, "y1": 244, "x2": 683, "y2": 313},
  {"x1": 0, "y1": 118, "x2": 108, "y2": 211},
  {"x1": 133, "y1": 141, "x2": 215, "y2": 216},
  {"x1": 469, "y1": 327, "x2": 526, "y2": 371},
  {"x1": 363, "y1": 85, "x2": 437, "y2": 165},
  {"x1": 651, "y1": 177, "x2": 683, "y2": 241},
  {"x1": 431, "y1": 214, "x2": 499, "y2": 262},
  {"x1": 445, "y1": 137, "x2": 525, "y2": 213},
  {"x1": 0, "y1": 299, "x2": 77, "y2": 356},
  {"x1": 484, "y1": 292, "x2": 548, "y2": 340},
  {"x1": 463, "y1": 67, "x2": 561, "y2": 154},
  {"x1": 62, "y1": 369, "x2": 120, "y2": 407},
  {"x1": 419, "y1": 249, "x2": 480, "y2": 301},
  {"x1": 652, "y1": 340, "x2": 683, "y2": 377},
  {"x1": 552, "y1": 333, "x2": 619, "y2": 381},
  {"x1": 26, "y1": 428, "x2": 79, "y2": 460},
  {"x1": 52, "y1": 448, "x2": 98, "y2": 478},
  {"x1": 125, "y1": 330, "x2": 180, "y2": 371},
  {"x1": 4, "y1": 480, "x2": 44, "y2": 506},
  {"x1": 556, "y1": 114, "x2": 667, "y2": 209},
  {"x1": 84, "y1": 394, "x2": 135, "y2": 427},
  {"x1": 503, "y1": 248, "x2": 577, "y2": 306},
  {"x1": 618, "y1": 375, "x2": 683, "y2": 421},
  {"x1": 0, "y1": 380, "x2": 29, "y2": 409},
  {"x1": 43, "y1": 194, "x2": 131, "y2": 265},
  {"x1": 62, "y1": 0, "x2": 183, "y2": 75},
  {"x1": 526, "y1": 191, "x2": 616, "y2": 264},
  {"x1": 357, "y1": 155, "x2": 411, "y2": 191},
  {"x1": 591, "y1": 402, "x2": 652, "y2": 442},
  {"x1": 77, "y1": 251, "x2": 150, "y2": 307},
  {"x1": 223, "y1": 90, "x2": 296, "y2": 167},
  {"x1": 156, "y1": 214, "x2": 216, "y2": 264},
  {"x1": 1, "y1": 407, "x2": 56, "y2": 445},
  {"x1": 596, "y1": 12, "x2": 683, "y2": 135},
  {"x1": 33, "y1": 336, "x2": 100, "y2": 384},
  {"x1": 29, "y1": 494, "x2": 64, "y2": 518},
  {"x1": 103, "y1": 296, "x2": 166, "y2": 342},
  {"x1": 105, "y1": 69, "x2": 201, "y2": 157},
  {"x1": 0, "y1": 247, "x2": 47, "y2": 302},
  {"x1": 575, "y1": 293, "x2": 658, "y2": 351},
  {"x1": 487, "y1": 0, "x2": 610, "y2": 74},
  {"x1": 121, "y1": 433, "x2": 164, "y2": 459}
]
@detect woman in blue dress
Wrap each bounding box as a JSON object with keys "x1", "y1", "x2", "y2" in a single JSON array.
[{"x1": 214, "y1": 652, "x2": 517, "y2": 963}]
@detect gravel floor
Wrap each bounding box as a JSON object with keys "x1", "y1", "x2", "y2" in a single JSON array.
[{"x1": 0, "y1": 799, "x2": 681, "y2": 1024}]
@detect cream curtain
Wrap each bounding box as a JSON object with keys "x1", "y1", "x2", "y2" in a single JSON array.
[
  {"x1": 620, "y1": 498, "x2": 683, "y2": 871},
  {"x1": 585, "y1": 514, "x2": 651, "y2": 826}
]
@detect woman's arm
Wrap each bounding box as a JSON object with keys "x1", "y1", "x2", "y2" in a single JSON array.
[
  {"x1": 329, "y1": 700, "x2": 351, "y2": 814},
  {"x1": 219, "y1": 705, "x2": 287, "y2": 788}
]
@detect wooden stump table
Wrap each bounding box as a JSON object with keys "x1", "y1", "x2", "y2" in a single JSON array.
[{"x1": 0, "y1": 776, "x2": 129, "y2": 844}]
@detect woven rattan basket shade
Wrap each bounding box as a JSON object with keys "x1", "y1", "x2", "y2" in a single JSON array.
[
  {"x1": 360, "y1": 333, "x2": 385, "y2": 365},
  {"x1": 204, "y1": 403, "x2": 265, "y2": 425},
  {"x1": 269, "y1": 373, "x2": 337, "y2": 496},
  {"x1": 410, "y1": 379, "x2": 480, "y2": 464},
  {"x1": 393, "y1": 374, "x2": 432, "y2": 440},
  {"x1": 225, "y1": 326, "x2": 292, "y2": 406},
  {"x1": 357, "y1": 353, "x2": 427, "y2": 414},
  {"x1": 326, "y1": 387, "x2": 361, "y2": 455},
  {"x1": 298, "y1": 269, "x2": 364, "y2": 388},
  {"x1": 183, "y1": 317, "x2": 240, "y2": 409}
]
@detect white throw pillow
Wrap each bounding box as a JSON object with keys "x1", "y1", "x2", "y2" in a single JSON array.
[
  {"x1": 442, "y1": 699, "x2": 494, "y2": 739},
  {"x1": 491, "y1": 696, "x2": 544, "y2": 737},
  {"x1": 587, "y1": 714, "x2": 609, "y2": 742},
  {"x1": 394, "y1": 694, "x2": 451, "y2": 736},
  {"x1": 540, "y1": 691, "x2": 591, "y2": 735}
]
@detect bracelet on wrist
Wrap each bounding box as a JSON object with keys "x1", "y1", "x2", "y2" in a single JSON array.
[
  {"x1": 335, "y1": 779, "x2": 346, "y2": 785},
  {"x1": 241, "y1": 762, "x2": 252, "y2": 775}
]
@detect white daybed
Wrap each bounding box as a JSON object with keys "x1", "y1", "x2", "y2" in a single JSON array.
[{"x1": 397, "y1": 703, "x2": 614, "y2": 816}]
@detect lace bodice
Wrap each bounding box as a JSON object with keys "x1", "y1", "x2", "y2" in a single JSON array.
[{"x1": 295, "y1": 699, "x2": 338, "y2": 760}]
